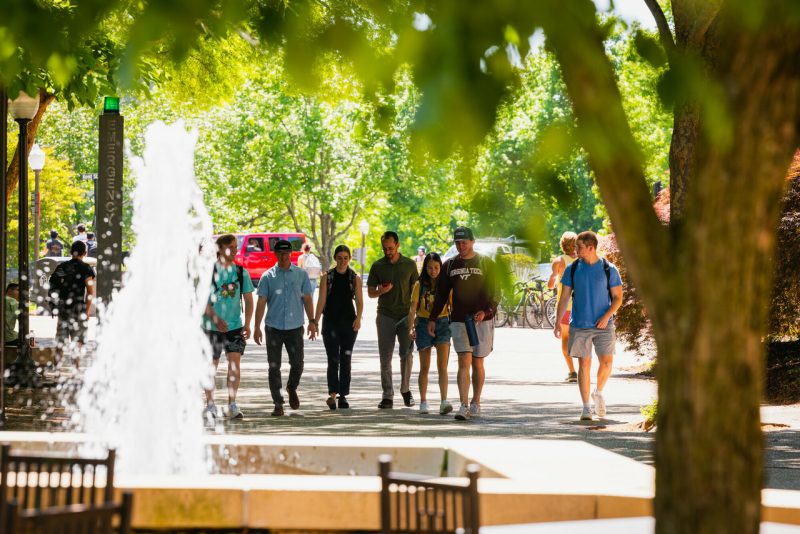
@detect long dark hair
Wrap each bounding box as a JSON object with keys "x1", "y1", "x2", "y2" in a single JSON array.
[{"x1": 419, "y1": 252, "x2": 443, "y2": 291}]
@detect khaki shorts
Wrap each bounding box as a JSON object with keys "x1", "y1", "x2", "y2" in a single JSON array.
[
  {"x1": 568, "y1": 326, "x2": 615, "y2": 358},
  {"x1": 451, "y1": 320, "x2": 494, "y2": 358}
]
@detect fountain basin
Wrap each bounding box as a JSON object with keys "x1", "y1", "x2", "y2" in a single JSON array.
[{"x1": 2, "y1": 432, "x2": 798, "y2": 531}]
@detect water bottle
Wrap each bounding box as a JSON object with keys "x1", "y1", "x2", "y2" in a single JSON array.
[{"x1": 464, "y1": 315, "x2": 480, "y2": 347}]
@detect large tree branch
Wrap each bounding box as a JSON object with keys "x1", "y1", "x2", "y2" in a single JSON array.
[
  {"x1": 642, "y1": 0, "x2": 675, "y2": 56},
  {"x1": 672, "y1": 0, "x2": 721, "y2": 48},
  {"x1": 333, "y1": 203, "x2": 360, "y2": 241},
  {"x1": 285, "y1": 198, "x2": 302, "y2": 233}
]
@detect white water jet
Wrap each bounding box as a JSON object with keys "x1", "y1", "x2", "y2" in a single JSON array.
[{"x1": 78, "y1": 121, "x2": 215, "y2": 475}]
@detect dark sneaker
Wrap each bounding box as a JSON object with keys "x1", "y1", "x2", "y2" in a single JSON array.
[
  {"x1": 287, "y1": 388, "x2": 300, "y2": 410},
  {"x1": 326, "y1": 397, "x2": 336, "y2": 411},
  {"x1": 271, "y1": 404, "x2": 285, "y2": 417},
  {"x1": 566, "y1": 372, "x2": 578, "y2": 383},
  {"x1": 402, "y1": 391, "x2": 415, "y2": 407},
  {"x1": 378, "y1": 398, "x2": 394, "y2": 409},
  {"x1": 338, "y1": 396, "x2": 350, "y2": 409}
]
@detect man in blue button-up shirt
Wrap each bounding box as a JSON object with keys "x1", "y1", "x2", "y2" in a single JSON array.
[{"x1": 254, "y1": 240, "x2": 317, "y2": 416}]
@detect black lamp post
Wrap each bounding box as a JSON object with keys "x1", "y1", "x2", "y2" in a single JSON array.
[{"x1": 6, "y1": 90, "x2": 40, "y2": 388}]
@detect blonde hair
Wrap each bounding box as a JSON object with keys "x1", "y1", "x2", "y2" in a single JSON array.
[{"x1": 559, "y1": 232, "x2": 578, "y2": 255}]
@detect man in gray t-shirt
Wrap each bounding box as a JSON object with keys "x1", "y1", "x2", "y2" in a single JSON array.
[{"x1": 367, "y1": 231, "x2": 419, "y2": 409}]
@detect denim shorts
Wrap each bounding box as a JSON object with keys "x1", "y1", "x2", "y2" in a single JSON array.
[{"x1": 415, "y1": 317, "x2": 451, "y2": 351}]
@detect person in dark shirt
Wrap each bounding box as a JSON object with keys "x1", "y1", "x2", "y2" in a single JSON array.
[
  {"x1": 314, "y1": 245, "x2": 364, "y2": 410},
  {"x1": 50, "y1": 240, "x2": 96, "y2": 368},
  {"x1": 429, "y1": 227, "x2": 499, "y2": 420},
  {"x1": 367, "y1": 231, "x2": 419, "y2": 409},
  {"x1": 45, "y1": 230, "x2": 64, "y2": 257},
  {"x1": 86, "y1": 232, "x2": 98, "y2": 258}
]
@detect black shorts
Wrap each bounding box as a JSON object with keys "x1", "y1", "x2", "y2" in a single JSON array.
[{"x1": 205, "y1": 328, "x2": 246, "y2": 361}]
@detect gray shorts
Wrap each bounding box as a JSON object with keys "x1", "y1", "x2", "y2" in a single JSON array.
[
  {"x1": 451, "y1": 320, "x2": 494, "y2": 358},
  {"x1": 568, "y1": 326, "x2": 616, "y2": 358}
]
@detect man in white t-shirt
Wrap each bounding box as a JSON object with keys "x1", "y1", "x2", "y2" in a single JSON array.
[
  {"x1": 298, "y1": 243, "x2": 322, "y2": 292},
  {"x1": 73, "y1": 223, "x2": 88, "y2": 244}
]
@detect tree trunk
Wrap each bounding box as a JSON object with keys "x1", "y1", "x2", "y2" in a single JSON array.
[
  {"x1": 667, "y1": 103, "x2": 699, "y2": 221},
  {"x1": 5, "y1": 89, "x2": 55, "y2": 201},
  {"x1": 653, "y1": 10, "x2": 799, "y2": 529},
  {"x1": 544, "y1": 1, "x2": 800, "y2": 532},
  {"x1": 667, "y1": 2, "x2": 720, "y2": 223}
]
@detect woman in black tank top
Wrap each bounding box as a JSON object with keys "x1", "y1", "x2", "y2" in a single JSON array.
[{"x1": 314, "y1": 245, "x2": 364, "y2": 410}]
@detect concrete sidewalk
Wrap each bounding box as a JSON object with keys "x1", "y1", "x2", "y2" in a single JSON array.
[{"x1": 8, "y1": 297, "x2": 800, "y2": 490}]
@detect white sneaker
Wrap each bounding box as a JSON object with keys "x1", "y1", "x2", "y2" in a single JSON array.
[
  {"x1": 455, "y1": 404, "x2": 471, "y2": 421},
  {"x1": 419, "y1": 401, "x2": 429, "y2": 414},
  {"x1": 439, "y1": 400, "x2": 454, "y2": 415},
  {"x1": 204, "y1": 403, "x2": 217, "y2": 422},
  {"x1": 228, "y1": 403, "x2": 243, "y2": 419},
  {"x1": 469, "y1": 402, "x2": 481, "y2": 417},
  {"x1": 580, "y1": 405, "x2": 593, "y2": 421},
  {"x1": 592, "y1": 390, "x2": 607, "y2": 418}
]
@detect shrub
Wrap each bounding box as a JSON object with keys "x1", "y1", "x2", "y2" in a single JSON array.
[{"x1": 769, "y1": 154, "x2": 800, "y2": 339}]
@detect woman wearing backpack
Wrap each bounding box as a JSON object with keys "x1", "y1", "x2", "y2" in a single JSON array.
[
  {"x1": 408, "y1": 252, "x2": 453, "y2": 415},
  {"x1": 314, "y1": 245, "x2": 363, "y2": 410}
]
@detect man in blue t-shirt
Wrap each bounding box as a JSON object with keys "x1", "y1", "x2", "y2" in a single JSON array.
[
  {"x1": 203, "y1": 234, "x2": 254, "y2": 421},
  {"x1": 553, "y1": 230, "x2": 623, "y2": 421},
  {"x1": 254, "y1": 239, "x2": 317, "y2": 416}
]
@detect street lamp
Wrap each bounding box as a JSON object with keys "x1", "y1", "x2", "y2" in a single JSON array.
[
  {"x1": 358, "y1": 220, "x2": 369, "y2": 281},
  {"x1": 7, "y1": 90, "x2": 40, "y2": 387},
  {"x1": 29, "y1": 144, "x2": 45, "y2": 268}
]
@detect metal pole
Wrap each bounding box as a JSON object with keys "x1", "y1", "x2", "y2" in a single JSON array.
[
  {"x1": 7, "y1": 118, "x2": 37, "y2": 387},
  {"x1": 0, "y1": 88, "x2": 7, "y2": 421},
  {"x1": 17, "y1": 119, "x2": 30, "y2": 352},
  {"x1": 92, "y1": 175, "x2": 97, "y2": 230},
  {"x1": 360, "y1": 233, "x2": 366, "y2": 281},
  {"x1": 33, "y1": 169, "x2": 40, "y2": 267}
]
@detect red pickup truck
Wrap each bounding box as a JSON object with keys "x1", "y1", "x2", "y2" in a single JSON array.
[{"x1": 230, "y1": 232, "x2": 306, "y2": 283}]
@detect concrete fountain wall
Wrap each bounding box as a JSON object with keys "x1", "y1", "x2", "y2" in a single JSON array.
[{"x1": 3, "y1": 432, "x2": 799, "y2": 530}]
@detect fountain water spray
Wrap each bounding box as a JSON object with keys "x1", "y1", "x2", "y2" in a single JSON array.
[{"x1": 78, "y1": 121, "x2": 215, "y2": 475}]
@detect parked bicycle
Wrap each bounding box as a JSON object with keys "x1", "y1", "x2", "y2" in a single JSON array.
[
  {"x1": 494, "y1": 277, "x2": 554, "y2": 328},
  {"x1": 544, "y1": 293, "x2": 558, "y2": 328},
  {"x1": 527, "y1": 279, "x2": 558, "y2": 329}
]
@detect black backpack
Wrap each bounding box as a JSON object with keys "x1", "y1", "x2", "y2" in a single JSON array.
[
  {"x1": 211, "y1": 264, "x2": 245, "y2": 305},
  {"x1": 48, "y1": 260, "x2": 85, "y2": 308},
  {"x1": 568, "y1": 258, "x2": 612, "y2": 301},
  {"x1": 326, "y1": 267, "x2": 357, "y2": 299}
]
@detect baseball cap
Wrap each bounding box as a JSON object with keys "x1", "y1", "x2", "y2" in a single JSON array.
[
  {"x1": 453, "y1": 227, "x2": 475, "y2": 241},
  {"x1": 273, "y1": 239, "x2": 293, "y2": 252}
]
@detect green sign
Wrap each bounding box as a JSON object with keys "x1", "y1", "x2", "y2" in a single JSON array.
[{"x1": 103, "y1": 96, "x2": 120, "y2": 113}]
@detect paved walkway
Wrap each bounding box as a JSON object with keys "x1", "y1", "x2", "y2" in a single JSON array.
[{"x1": 6, "y1": 297, "x2": 800, "y2": 490}]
